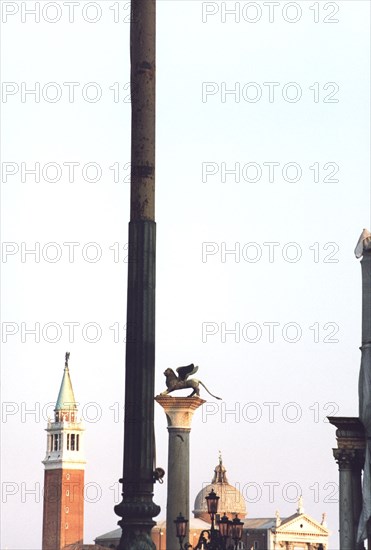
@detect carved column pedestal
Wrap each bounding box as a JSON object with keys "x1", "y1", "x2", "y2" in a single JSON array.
[{"x1": 155, "y1": 396, "x2": 205, "y2": 550}]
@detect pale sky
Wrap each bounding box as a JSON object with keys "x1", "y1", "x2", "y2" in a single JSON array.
[{"x1": 1, "y1": 1, "x2": 370, "y2": 548}]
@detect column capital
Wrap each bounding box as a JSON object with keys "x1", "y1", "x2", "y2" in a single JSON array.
[
  {"x1": 155, "y1": 396, "x2": 205, "y2": 429},
  {"x1": 333, "y1": 448, "x2": 363, "y2": 470}
]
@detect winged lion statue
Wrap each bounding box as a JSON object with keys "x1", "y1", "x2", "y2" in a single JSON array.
[{"x1": 159, "y1": 364, "x2": 221, "y2": 400}]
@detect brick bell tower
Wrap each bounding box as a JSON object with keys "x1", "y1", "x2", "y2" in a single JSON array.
[{"x1": 42, "y1": 352, "x2": 85, "y2": 550}]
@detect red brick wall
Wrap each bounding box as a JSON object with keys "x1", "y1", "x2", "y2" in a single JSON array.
[{"x1": 42, "y1": 468, "x2": 84, "y2": 550}]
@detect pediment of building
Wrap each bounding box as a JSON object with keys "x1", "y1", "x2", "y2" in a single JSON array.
[{"x1": 275, "y1": 514, "x2": 329, "y2": 536}]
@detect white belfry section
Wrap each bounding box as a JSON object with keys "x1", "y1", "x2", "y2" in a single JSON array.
[{"x1": 42, "y1": 365, "x2": 85, "y2": 471}]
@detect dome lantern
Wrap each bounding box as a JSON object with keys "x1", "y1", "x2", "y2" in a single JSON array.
[{"x1": 193, "y1": 456, "x2": 246, "y2": 522}]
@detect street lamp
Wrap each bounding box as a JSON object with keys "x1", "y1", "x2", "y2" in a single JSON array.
[
  {"x1": 230, "y1": 515, "x2": 244, "y2": 548},
  {"x1": 174, "y1": 490, "x2": 244, "y2": 550},
  {"x1": 174, "y1": 513, "x2": 189, "y2": 550},
  {"x1": 218, "y1": 513, "x2": 231, "y2": 541},
  {"x1": 206, "y1": 489, "x2": 219, "y2": 516}
]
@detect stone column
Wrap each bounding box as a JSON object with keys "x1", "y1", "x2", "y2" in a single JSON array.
[
  {"x1": 360, "y1": 249, "x2": 371, "y2": 345},
  {"x1": 155, "y1": 396, "x2": 205, "y2": 550},
  {"x1": 359, "y1": 245, "x2": 371, "y2": 549},
  {"x1": 114, "y1": 1, "x2": 159, "y2": 548},
  {"x1": 328, "y1": 417, "x2": 365, "y2": 550},
  {"x1": 352, "y1": 451, "x2": 365, "y2": 547},
  {"x1": 334, "y1": 449, "x2": 357, "y2": 549}
]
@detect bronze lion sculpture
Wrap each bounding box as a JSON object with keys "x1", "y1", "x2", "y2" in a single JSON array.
[{"x1": 159, "y1": 364, "x2": 221, "y2": 400}]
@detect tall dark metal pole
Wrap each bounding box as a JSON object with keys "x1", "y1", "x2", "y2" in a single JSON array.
[
  {"x1": 114, "y1": 1, "x2": 160, "y2": 549},
  {"x1": 356, "y1": 230, "x2": 371, "y2": 547}
]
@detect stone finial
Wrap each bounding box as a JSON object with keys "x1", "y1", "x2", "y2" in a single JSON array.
[
  {"x1": 321, "y1": 512, "x2": 327, "y2": 527},
  {"x1": 297, "y1": 495, "x2": 304, "y2": 514},
  {"x1": 275, "y1": 510, "x2": 281, "y2": 527}
]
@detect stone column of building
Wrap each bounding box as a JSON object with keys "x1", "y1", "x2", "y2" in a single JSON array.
[
  {"x1": 352, "y1": 452, "x2": 365, "y2": 544},
  {"x1": 328, "y1": 417, "x2": 365, "y2": 550},
  {"x1": 155, "y1": 396, "x2": 205, "y2": 550},
  {"x1": 333, "y1": 448, "x2": 356, "y2": 549}
]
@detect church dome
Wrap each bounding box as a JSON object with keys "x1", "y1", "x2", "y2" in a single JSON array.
[{"x1": 193, "y1": 456, "x2": 247, "y2": 522}]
